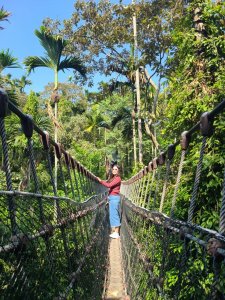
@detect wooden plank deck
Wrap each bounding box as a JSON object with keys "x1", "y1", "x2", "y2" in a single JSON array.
[{"x1": 104, "y1": 238, "x2": 130, "y2": 300}]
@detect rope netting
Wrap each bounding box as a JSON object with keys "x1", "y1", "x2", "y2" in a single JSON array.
[
  {"x1": 0, "y1": 90, "x2": 110, "y2": 299},
  {"x1": 120, "y1": 101, "x2": 225, "y2": 299},
  {"x1": 2, "y1": 87, "x2": 225, "y2": 300}
]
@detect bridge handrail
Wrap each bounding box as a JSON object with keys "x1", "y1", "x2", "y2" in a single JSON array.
[
  {"x1": 0, "y1": 89, "x2": 110, "y2": 299},
  {"x1": 122, "y1": 98, "x2": 225, "y2": 185}
]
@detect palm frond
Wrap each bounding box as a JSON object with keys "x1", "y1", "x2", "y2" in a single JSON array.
[
  {"x1": 111, "y1": 107, "x2": 132, "y2": 127},
  {"x1": 4, "y1": 113, "x2": 21, "y2": 145},
  {"x1": 59, "y1": 57, "x2": 87, "y2": 78},
  {"x1": 121, "y1": 121, "x2": 132, "y2": 140},
  {"x1": 6, "y1": 89, "x2": 19, "y2": 106},
  {"x1": 0, "y1": 49, "x2": 20, "y2": 72},
  {"x1": 19, "y1": 75, "x2": 32, "y2": 88},
  {"x1": 35, "y1": 115, "x2": 52, "y2": 133},
  {"x1": 0, "y1": 7, "x2": 11, "y2": 30},
  {"x1": 98, "y1": 121, "x2": 110, "y2": 129},
  {"x1": 24, "y1": 26, "x2": 86, "y2": 86},
  {"x1": 23, "y1": 56, "x2": 52, "y2": 74},
  {"x1": 34, "y1": 28, "x2": 66, "y2": 64}
]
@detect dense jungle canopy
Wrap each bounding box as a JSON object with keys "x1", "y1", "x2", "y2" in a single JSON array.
[{"x1": 0, "y1": 0, "x2": 224, "y2": 222}]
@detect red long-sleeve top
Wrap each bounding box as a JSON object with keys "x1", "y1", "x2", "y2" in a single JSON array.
[{"x1": 100, "y1": 176, "x2": 121, "y2": 195}]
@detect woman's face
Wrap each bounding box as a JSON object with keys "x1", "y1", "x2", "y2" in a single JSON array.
[{"x1": 112, "y1": 166, "x2": 119, "y2": 175}]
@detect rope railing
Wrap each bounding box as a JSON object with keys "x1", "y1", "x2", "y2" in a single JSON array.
[
  {"x1": 120, "y1": 99, "x2": 225, "y2": 299},
  {"x1": 2, "y1": 86, "x2": 225, "y2": 299},
  {"x1": 0, "y1": 89, "x2": 109, "y2": 299}
]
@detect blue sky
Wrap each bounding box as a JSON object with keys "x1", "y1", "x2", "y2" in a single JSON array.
[
  {"x1": 1, "y1": 0, "x2": 131, "y2": 94},
  {"x1": 2, "y1": 0, "x2": 80, "y2": 93}
]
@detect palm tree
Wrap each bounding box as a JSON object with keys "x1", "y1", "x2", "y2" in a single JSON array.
[
  {"x1": 24, "y1": 27, "x2": 86, "y2": 90},
  {"x1": 111, "y1": 106, "x2": 136, "y2": 169},
  {"x1": 24, "y1": 26, "x2": 87, "y2": 189},
  {"x1": 0, "y1": 7, "x2": 11, "y2": 30},
  {"x1": 85, "y1": 108, "x2": 110, "y2": 176},
  {"x1": 107, "y1": 56, "x2": 143, "y2": 165},
  {"x1": 13, "y1": 75, "x2": 32, "y2": 93},
  {"x1": 85, "y1": 112, "x2": 110, "y2": 143},
  {"x1": 0, "y1": 49, "x2": 20, "y2": 106},
  {"x1": 105, "y1": 80, "x2": 138, "y2": 167},
  {"x1": 0, "y1": 49, "x2": 20, "y2": 73}
]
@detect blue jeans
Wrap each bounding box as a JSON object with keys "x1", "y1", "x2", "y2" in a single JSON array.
[{"x1": 108, "y1": 195, "x2": 121, "y2": 227}]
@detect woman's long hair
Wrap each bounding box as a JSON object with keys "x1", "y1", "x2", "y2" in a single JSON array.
[{"x1": 107, "y1": 164, "x2": 120, "y2": 183}]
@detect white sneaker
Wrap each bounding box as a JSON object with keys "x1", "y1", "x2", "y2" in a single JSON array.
[{"x1": 109, "y1": 232, "x2": 120, "y2": 239}]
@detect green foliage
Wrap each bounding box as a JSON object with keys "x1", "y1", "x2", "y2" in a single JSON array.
[
  {"x1": 23, "y1": 26, "x2": 86, "y2": 86},
  {"x1": 0, "y1": 49, "x2": 20, "y2": 73},
  {"x1": 0, "y1": 0, "x2": 225, "y2": 298},
  {"x1": 23, "y1": 91, "x2": 39, "y2": 117},
  {"x1": 0, "y1": 6, "x2": 11, "y2": 30}
]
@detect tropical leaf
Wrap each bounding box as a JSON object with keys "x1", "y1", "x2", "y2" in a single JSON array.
[
  {"x1": 13, "y1": 76, "x2": 32, "y2": 93},
  {"x1": 97, "y1": 121, "x2": 110, "y2": 129},
  {"x1": 35, "y1": 115, "x2": 52, "y2": 133},
  {"x1": 34, "y1": 27, "x2": 66, "y2": 61},
  {"x1": 111, "y1": 107, "x2": 132, "y2": 127},
  {"x1": 23, "y1": 56, "x2": 52, "y2": 74},
  {"x1": 0, "y1": 6, "x2": 11, "y2": 30},
  {"x1": 24, "y1": 27, "x2": 87, "y2": 81},
  {"x1": 59, "y1": 57, "x2": 86, "y2": 78},
  {"x1": 6, "y1": 89, "x2": 19, "y2": 106},
  {"x1": 0, "y1": 49, "x2": 20, "y2": 73}
]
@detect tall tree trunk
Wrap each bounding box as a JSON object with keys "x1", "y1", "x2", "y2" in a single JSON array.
[
  {"x1": 144, "y1": 121, "x2": 159, "y2": 150},
  {"x1": 54, "y1": 101, "x2": 58, "y2": 188},
  {"x1": 142, "y1": 68, "x2": 160, "y2": 153},
  {"x1": 144, "y1": 68, "x2": 159, "y2": 116},
  {"x1": 54, "y1": 71, "x2": 59, "y2": 192},
  {"x1": 132, "y1": 0, "x2": 143, "y2": 165},
  {"x1": 104, "y1": 129, "x2": 109, "y2": 179},
  {"x1": 132, "y1": 109, "x2": 137, "y2": 168}
]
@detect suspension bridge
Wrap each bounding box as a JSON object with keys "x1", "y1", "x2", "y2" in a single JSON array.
[{"x1": 0, "y1": 88, "x2": 225, "y2": 299}]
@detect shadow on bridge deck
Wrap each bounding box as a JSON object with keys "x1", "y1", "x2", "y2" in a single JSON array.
[{"x1": 104, "y1": 238, "x2": 130, "y2": 300}]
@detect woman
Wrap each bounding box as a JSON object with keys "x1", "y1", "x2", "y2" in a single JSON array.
[{"x1": 97, "y1": 165, "x2": 121, "y2": 239}]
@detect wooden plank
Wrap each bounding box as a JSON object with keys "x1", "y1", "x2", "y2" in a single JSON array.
[{"x1": 104, "y1": 238, "x2": 129, "y2": 300}]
